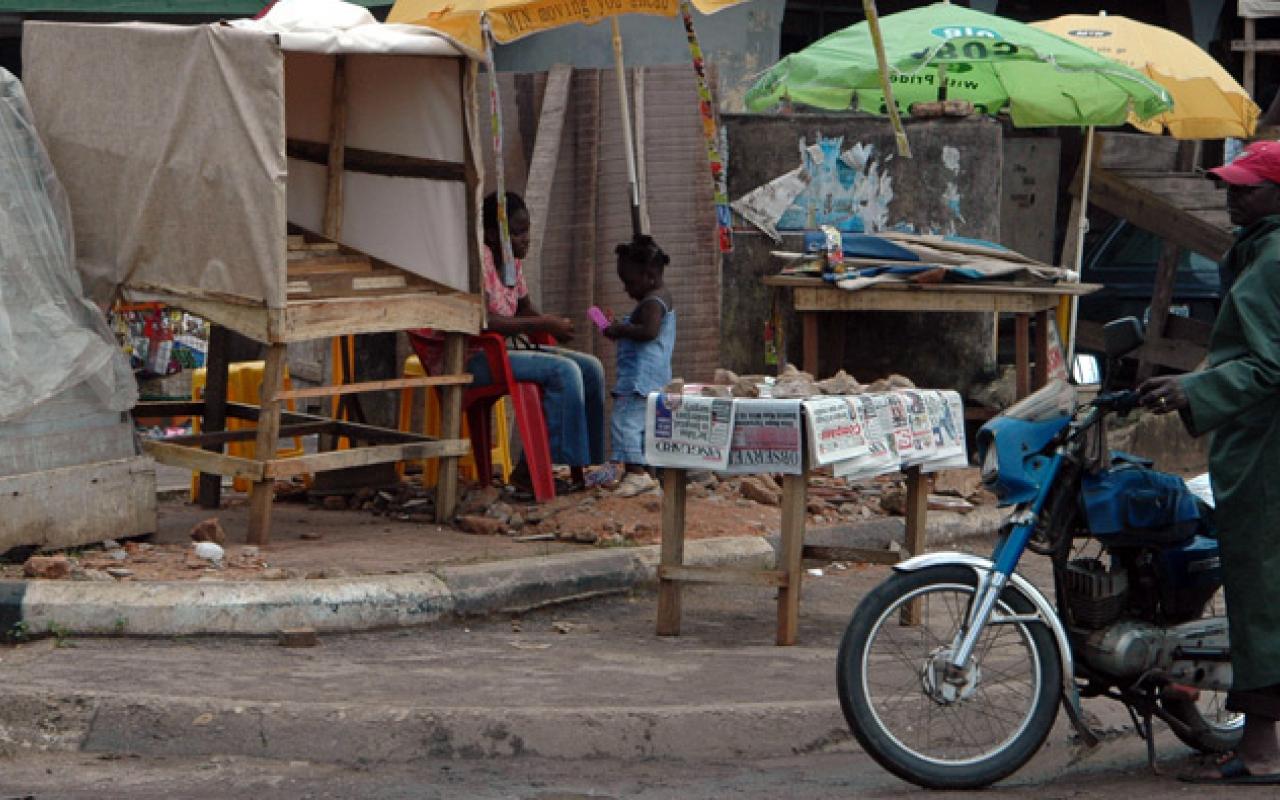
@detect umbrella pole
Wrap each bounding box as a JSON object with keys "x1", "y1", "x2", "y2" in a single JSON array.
[
  {"x1": 679, "y1": 0, "x2": 733, "y2": 252},
  {"x1": 611, "y1": 17, "x2": 644, "y2": 237},
  {"x1": 482, "y1": 16, "x2": 518, "y2": 287},
  {"x1": 1066, "y1": 125, "x2": 1095, "y2": 365}
]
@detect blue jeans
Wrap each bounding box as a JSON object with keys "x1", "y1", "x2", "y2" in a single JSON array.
[{"x1": 466, "y1": 345, "x2": 605, "y2": 467}]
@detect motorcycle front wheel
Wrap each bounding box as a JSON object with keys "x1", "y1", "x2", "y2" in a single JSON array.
[{"x1": 837, "y1": 564, "x2": 1061, "y2": 790}]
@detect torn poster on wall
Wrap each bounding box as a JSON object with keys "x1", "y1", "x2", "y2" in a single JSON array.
[{"x1": 731, "y1": 134, "x2": 967, "y2": 242}]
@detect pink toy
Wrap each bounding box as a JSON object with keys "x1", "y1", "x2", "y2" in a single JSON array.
[{"x1": 588, "y1": 306, "x2": 610, "y2": 331}]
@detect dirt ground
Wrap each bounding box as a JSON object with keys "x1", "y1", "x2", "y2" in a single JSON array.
[{"x1": 2, "y1": 469, "x2": 988, "y2": 583}]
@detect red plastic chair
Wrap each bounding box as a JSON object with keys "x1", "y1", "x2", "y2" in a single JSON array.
[{"x1": 407, "y1": 330, "x2": 557, "y2": 503}]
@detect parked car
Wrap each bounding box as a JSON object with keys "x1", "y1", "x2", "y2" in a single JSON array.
[{"x1": 1078, "y1": 220, "x2": 1222, "y2": 327}]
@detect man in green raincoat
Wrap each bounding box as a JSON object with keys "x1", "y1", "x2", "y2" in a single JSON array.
[{"x1": 1139, "y1": 139, "x2": 1280, "y2": 784}]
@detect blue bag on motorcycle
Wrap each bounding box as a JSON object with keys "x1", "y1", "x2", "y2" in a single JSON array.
[{"x1": 1080, "y1": 456, "x2": 1203, "y2": 544}]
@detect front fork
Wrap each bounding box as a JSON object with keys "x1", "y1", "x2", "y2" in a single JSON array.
[{"x1": 945, "y1": 453, "x2": 1064, "y2": 679}]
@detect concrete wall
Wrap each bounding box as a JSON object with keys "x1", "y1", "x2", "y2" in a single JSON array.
[
  {"x1": 722, "y1": 115, "x2": 1004, "y2": 394},
  {"x1": 493, "y1": 0, "x2": 784, "y2": 112}
]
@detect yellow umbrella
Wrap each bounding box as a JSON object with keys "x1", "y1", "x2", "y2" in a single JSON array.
[
  {"x1": 1033, "y1": 13, "x2": 1259, "y2": 361},
  {"x1": 1033, "y1": 12, "x2": 1259, "y2": 139},
  {"x1": 388, "y1": 0, "x2": 741, "y2": 55},
  {"x1": 390, "y1": 0, "x2": 744, "y2": 273}
]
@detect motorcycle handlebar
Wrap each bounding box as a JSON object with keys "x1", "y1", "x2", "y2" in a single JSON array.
[{"x1": 1090, "y1": 390, "x2": 1140, "y2": 415}]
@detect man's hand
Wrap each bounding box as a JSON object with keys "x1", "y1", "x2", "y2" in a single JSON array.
[
  {"x1": 1137, "y1": 375, "x2": 1189, "y2": 414},
  {"x1": 542, "y1": 315, "x2": 575, "y2": 343}
]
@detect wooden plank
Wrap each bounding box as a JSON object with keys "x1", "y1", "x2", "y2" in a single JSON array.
[
  {"x1": 1078, "y1": 167, "x2": 1233, "y2": 261},
  {"x1": 164, "y1": 422, "x2": 332, "y2": 447},
  {"x1": 286, "y1": 271, "x2": 406, "y2": 296},
  {"x1": 199, "y1": 325, "x2": 231, "y2": 508},
  {"x1": 763, "y1": 275, "x2": 1100, "y2": 296},
  {"x1": 287, "y1": 239, "x2": 340, "y2": 253},
  {"x1": 1132, "y1": 336, "x2": 1207, "y2": 372},
  {"x1": 802, "y1": 312, "x2": 819, "y2": 376},
  {"x1": 279, "y1": 292, "x2": 483, "y2": 341},
  {"x1": 0, "y1": 456, "x2": 156, "y2": 552},
  {"x1": 266, "y1": 439, "x2": 470, "y2": 480},
  {"x1": 658, "y1": 565, "x2": 789, "y2": 587},
  {"x1": 247, "y1": 344, "x2": 286, "y2": 546},
  {"x1": 142, "y1": 440, "x2": 265, "y2": 481},
  {"x1": 1137, "y1": 239, "x2": 1182, "y2": 382},
  {"x1": 126, "y1": 287, "x2": 273, "y2": 343},
  {"x1": 286, "y1": 139, "x2": 467, "y2": 182},
  {"x1": 1033, "y1": 310, "x2": 1049, "y2": 390},
  {"x1": 523, "y1": 63, "x2": 572, "y2": 309},
  {"x1": 656, "y1": 468, "x2": 688, "y2": 636},
  {"x1": 1015, "y1": 314, "x2": 1030, "y2": 398},
  {"x1": 285, "y1": 254, "x2": 373, "y2": 271},
  {"x1": 901, "y1": 466, "x2": 929, "y2": 627},
  {"x1": 1166, "y1": 315, "x2": 1212, "y2": 348},
  {"x1": 435, "y1": 332, "x2": 466, "y2": 522},
  {"x1": 324, "y1": 54, "x2": 348, "y2": 242},
  {"x1": 777, "y1": 464, "x2": 807, "y2": 646},
  {"x1": 803, "y1": 545, "x2": 904, "y2": 565},
  {"x1": 272, "y1": 374, "x2": 472, "y2": 402}
]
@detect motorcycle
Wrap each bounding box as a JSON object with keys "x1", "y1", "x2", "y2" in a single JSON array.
[{"x1": 836, "y1": 318, "x2": 1241, "y2": 789}]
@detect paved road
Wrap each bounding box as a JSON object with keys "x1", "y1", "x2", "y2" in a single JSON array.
[{"x1": 0, "y1": 540, "x2": 1236, "y2": 798}]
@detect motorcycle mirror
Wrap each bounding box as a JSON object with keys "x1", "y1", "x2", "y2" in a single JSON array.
[
  {"x1": 1102, "y1": 317, "x2": 1145, "y2": 359},
  {"x1": 1071, "y1": 354, "x2": 1101, "y2": 386}
]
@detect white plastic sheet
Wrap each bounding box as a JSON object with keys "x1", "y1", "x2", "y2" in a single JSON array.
[{"x1": 0, "y1": 69, "x2": 135, "y2": 422}]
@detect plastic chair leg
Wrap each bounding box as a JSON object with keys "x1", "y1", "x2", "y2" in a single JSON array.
[
  {"x1": 510, "y1": 382, "x2": 555, "y2": 503},
  {"x1": 466, "y1": 401, "x2": 495, "y2": 485}
]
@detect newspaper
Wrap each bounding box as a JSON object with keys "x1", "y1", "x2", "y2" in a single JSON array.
[
  {"x1": 803, "y1": 397, "x2": 870, "y2": 466},
  {"x1": 833, "y1": 395, "x2": 900, "y2": 480},
  {"x1": 922, "y1": 391, "x2": 969, "y2": 472},
  {"x1": 644, "y1": 393, "x2": 736, "y2": 470},
  {"x1": 899, "y1": 390, "x2": 938, "y2": 464},
  {"x1": 723, "y1": 399, "x2": 804, "y2": 475}
]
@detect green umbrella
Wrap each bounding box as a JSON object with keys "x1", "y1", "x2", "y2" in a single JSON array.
[{"x1": 745, "y1": 1, "x2": 1171, "y2": 127}]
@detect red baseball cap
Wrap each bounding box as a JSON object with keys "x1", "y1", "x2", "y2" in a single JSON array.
[{"x1": 1209, "y1": 140, "x2": 1280, "y2": 185}]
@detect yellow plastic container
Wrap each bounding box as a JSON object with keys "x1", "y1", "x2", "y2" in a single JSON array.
[{"x1": 189, "y1": 361, "x2": 305, "y2": 499}]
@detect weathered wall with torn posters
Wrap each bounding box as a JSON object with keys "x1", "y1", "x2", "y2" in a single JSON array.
[{"x1": 722, "y1": 115, "x2": 1004, "y2": 395}]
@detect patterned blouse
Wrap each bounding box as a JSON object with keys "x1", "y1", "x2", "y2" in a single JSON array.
[{"x1": 482, "y1": 245, "x2": 528, "y2": 317}]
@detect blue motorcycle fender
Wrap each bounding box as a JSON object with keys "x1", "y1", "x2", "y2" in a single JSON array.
[{"x1": 894, "y1": 552, "x2": 1099, "y2": 747}]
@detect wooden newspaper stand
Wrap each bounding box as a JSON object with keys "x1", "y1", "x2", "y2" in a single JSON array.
[{"x1": 23, "y1": 22, "x2": 486, "y2": 544}]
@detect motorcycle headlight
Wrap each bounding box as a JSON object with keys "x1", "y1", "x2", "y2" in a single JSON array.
[{"x1": 980, "y1": 440, "x2": 999, "y2": 484}]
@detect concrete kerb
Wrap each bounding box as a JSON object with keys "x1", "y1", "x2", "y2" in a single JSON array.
[
  {"x1": 0, "y1": 537, "x2": 777, "y2": 638},
  {"x1": 0, "y1": 509, "x2": 997, "y2": 638}
]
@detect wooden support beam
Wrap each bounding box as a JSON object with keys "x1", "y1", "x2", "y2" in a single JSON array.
[
  {"x1": 1076, "y1": 167, "x2": 1232, "y2": 261},
  {"x1": 162, "y1": 422, "x2": 332, "y2": 447},
  {"x1": 247, "y1": 344, "x2": 286, "y2": 546},
  {"x1": 198, "y1": 324, "x2": 230, "y2": 508},
  {"x1": 901, "y1": 466, "x2": 929, "y2": 627},
  {"x1": 264, "y1": 439, "x2": 470, "y2": 480},
  {"x1": 1137, "y1": 239, "x2": 1182, "y2": 382},
  {"x1": 323, "y1": 55, "x2": 348, "y2": 241},
  {"x1": 802, "y1": 545, "x2": 904, "y2": 565},
  {"x1": 142, "y1": 440, "x2": 265, "y2": 482},
  {"x1": 271, "y1": 374, "x2": 472, "y2": 402},
  {"x1": 776, "y1": 462, "x2": 807, "y2": 646},
  {"x1": 286, "y1": 140, "x2": 466, "y2": 183},
  {"x1": 1015, "y1": 313, "x2": 1030, "y2": 399},
  {"x1": 656, "y1": 468, "x2": 688, "y2": 636},
  {"x1": 435, "y1": 332, "x2": 466, "y2": 522}
]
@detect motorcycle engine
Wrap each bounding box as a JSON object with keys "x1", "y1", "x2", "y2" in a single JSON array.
[
  {"x1": 1062, "y1": 558, "x2": 1128, "y2": 629},
  {"x1": 1082, "y1": 620, "x2": 1164, "y2": 678}
]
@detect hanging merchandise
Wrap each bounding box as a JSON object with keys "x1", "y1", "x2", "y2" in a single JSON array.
[{"x1": 679, "y1": 0, "x2": 732, "y2": 253}]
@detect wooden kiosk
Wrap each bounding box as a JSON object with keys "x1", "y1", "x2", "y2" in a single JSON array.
[{"x1": 22, "y1": 21, "x2": 487, "y2": 543}]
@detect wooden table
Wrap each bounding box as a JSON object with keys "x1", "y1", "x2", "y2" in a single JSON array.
[
  {"x1": 656, "y1": 459, "x2": 926, "y2": 646},
  {"x1": 762, "y1": 277, "x2": 1100, "y2": 402}
]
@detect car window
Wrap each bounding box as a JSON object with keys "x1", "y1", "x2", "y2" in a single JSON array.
[{"x1": 1095, "y1": 224, "x2": 1218, "y2": 277}]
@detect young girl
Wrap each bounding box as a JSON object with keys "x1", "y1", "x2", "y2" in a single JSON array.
[{"x1": 603, "y1": 235, "x2": 675, "y2": 497}]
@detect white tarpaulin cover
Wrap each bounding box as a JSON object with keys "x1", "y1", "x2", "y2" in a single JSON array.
[
  {"x1": 230, "y1": 0, "x2": 466, "y2": 56},
  {"x1": 0, "y1": 69, "x2": 135, "y2": 422},
  {"x1": 21, "y1": 14, "x2": 472, "y2": 310}
]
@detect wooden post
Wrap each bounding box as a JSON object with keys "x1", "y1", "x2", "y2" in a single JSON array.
[
  {"x1": 776, "y1": 455, "x2": 808, "y2": 646},
  {"x1": 198, "y1": 324, "x2": 230, "y2": 508},
  {"x1": 1137, "y1": 240, "x2": 1182, "y2": 383},
  {"x1": 247, "y1": 343, "x2": 287, "y2": 545},
  {"x1": 656, "y1": 467, "x2": 688, "y2": 636},
  {"x1": 1014, "y1": 313, "x2": 1030, "y2": 399},
  {"x1": 1245, "y1": 18, "x2": 1257, "y2": 100},
  {"x1": 1033, "y1": 309, "x2": 1049, "y2": 390},
  {"x1": 900, "y1": 465, "x2": 929, "y2": 626},
  {"x1": 324, "y1": 55, "x2": 348, "y2": 240},
  {"x1": 435, "y1": 332, "x2": 465, "y2": 522},
  {"x1": 802, "y1": 312, "x2": 819, "y2": 376}
]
